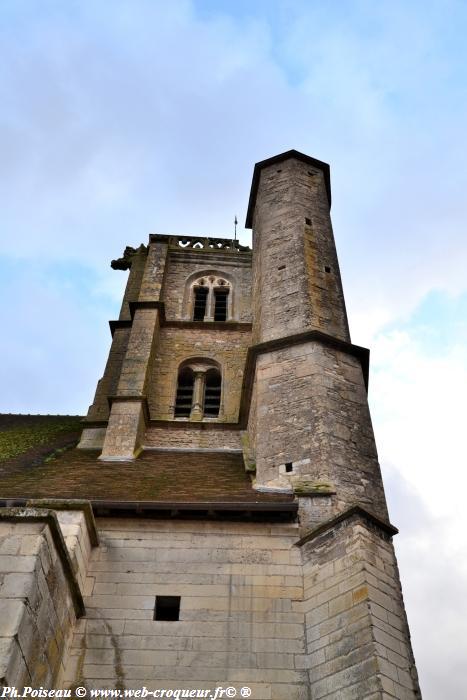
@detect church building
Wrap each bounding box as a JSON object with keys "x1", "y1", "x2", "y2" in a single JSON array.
[{"x1": 0, "y1": 150, "x2": 421, "y2": 698}]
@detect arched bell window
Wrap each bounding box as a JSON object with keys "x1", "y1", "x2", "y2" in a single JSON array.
[
  {"x1": 174, "y1": 367, "x2": 195, "y2": 417},
  {"x1": 173, "y1": 360, "x2": 222, "y2": 420},
  {"x1": 190, "y1": 276, "x2": 231, "y2": 322},
  {"x1": 213, "y1": 288, "x2": 228, "y2": 322},
  {"x1": 203, "y1": 368, "x2": 221, "y2": 417},
  {"x1": 193, "y1": 286, "x2": 209, "y2": 321}
]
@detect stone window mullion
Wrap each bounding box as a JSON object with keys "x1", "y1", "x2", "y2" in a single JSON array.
[
  {"x1": 204, "y1": 286, "x2": 215, "y2": 321},
  {"x1": 190, "y1": 371, "x2": 206, "y2": 421}
]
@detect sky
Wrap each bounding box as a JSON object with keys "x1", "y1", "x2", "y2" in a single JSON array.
[{"x1": 1, "y1": 0, "x2": 467, "y2": 695}]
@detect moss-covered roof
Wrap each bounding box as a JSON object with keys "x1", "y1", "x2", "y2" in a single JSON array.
[
  {"x1": 0, "y1": 448, "x2": 293, "y2": 505},
  {"x1": 0, "y1": 414, "x2": 82, "y2": 476},
  {"x1": 0, "y1": 416, "x2": 293, "y2": 508}
]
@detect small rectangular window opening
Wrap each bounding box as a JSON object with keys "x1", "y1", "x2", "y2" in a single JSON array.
[
  {"x1": 154, "y1": 596, "x2": 180, "y2": 621},
  {"x1": 214, "y1": 288, "x2": 229, "y2": 322},
  {"x1": 193, "y1": 287, "x2": 208, "y2": 321},
  {"x1": 305, "y1": 218, "x2": 312, "y2": 226},
  {"x1": 324, "y1": 266, "x2": 331, "y2": 273},
  {"x1": 285, "y1": 462, "x2": 293, "y2": 473}
]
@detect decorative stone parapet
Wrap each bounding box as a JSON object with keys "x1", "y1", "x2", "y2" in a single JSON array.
[{"x1": 168, "y1": 235, "x2": 251, "y2": 252}]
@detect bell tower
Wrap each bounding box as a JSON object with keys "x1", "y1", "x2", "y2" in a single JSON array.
[{"x1": 70, "y1": 149, "x2": 421, "y2": 698}]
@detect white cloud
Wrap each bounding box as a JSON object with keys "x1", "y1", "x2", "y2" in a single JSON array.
[
  {"x1": 384, "y1": 465, "x2": 467, "y2": 699},
  {"x1": 365, "y1": 308, "x2": 467, "y2": 698}
]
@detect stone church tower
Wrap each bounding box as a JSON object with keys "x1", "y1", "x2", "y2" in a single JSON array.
[{"x1": 0, "y1": 150, "x2": 421, "y2": 698}]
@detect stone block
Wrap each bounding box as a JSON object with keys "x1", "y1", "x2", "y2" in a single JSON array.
[{"x1": 0, "y1": 599, "x2": 25, "y2": 636}]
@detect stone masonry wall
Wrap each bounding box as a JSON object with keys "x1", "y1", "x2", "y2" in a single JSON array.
[
  {"x1": 118, "y1": 248, "x2": 148, "y2": 321},
  {"x1": 299, "y1": 514, "x2": 421, "y2": 699},
  {"x1": 63, "y1": 518, "x2": 307, "y2": 697},
  {"x1": 148, "y1": 326, "x2": 250, "y2": 422},
  {"x1": 0, "y1": 517, "x2": 79, "y2": 688},
  {"x1": 139, "y1": 241, "x2": 168, "y2": 303},
  {"x1": 251, "y1": 157, "x2": 349, "y2": 344},
  {"x1": 100, "y1": 306, "x2": 162, "y2": 459},
  {"x1": 144, "y1": 426, "x2": 242, "y2": 450},
  {"x1": 86, "y1": 327, "x2": 131, "y2": 422},
  {"x1": 163, "y1": 249, "x2": 252, "y2": 322},
  {"x1": 85, "y1": 241, "x2": 167, "y2": 424},
  {"x1": 252, "y1": 341, "x2": 388, "y2": 522}
]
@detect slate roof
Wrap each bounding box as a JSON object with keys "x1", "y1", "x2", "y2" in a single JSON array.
[{"x1": 0, "y1": 416, "x2": 295, "y2": 512}]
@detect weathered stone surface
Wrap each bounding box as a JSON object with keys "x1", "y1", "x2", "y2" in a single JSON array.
[
  {"x1": 0, "y1": 514, "x2": 86, "y2": 688},
  {"x1": 63, "y1": 518, "x2": 306, "y2": 692},
  {"x1": 251, "y1": 157, "x2": 349, "y2": 344},
  {"x1": 148, "y1": 326, "x2": 250, "y2": 423},
  {"x1": 8, "y1": 151, "x2": 421, "y2": 696},
  {"x1": 299, "y1": 512, "x2": 421, "y2": 698}
]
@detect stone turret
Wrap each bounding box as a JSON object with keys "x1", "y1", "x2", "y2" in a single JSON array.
[
  {"x1": 245, "y1": 151, "x2": 421, "y2": 698},
  {"x1": 247, "y1": 151, "x2": 349, "y2": 344},
  {"x1": 245, "y1": 150, "x2": 387, "y2": 523}
]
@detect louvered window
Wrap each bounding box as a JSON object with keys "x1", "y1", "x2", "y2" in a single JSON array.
[
  {"x1": 193, "y1": 286, "x2": 208, "y2": 321},
  {"x1": 174, "y1": 368, "x2": 194, "y2": 417},
  {"x1": 204, "y1": 369, "x2": 221, "y2": 417},
  {"x1": 214, "y1": 288, "x2": 229, "y2": 322}
]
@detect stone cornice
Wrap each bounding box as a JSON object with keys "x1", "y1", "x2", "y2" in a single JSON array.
[
  {"x1": 90, "y1": 329, "x2": 369, "y2": 428},
  {"x1": 0, "y1": 507, "x2": 85, "y2": 617},
  {"x1": 109, "y1": 319, "x2": 132, "y2": 335},
  {"x1": 163, "y1": 320, "x2": 252, "y2": 331},
  {"x1": 109, "y1": 302, "x2": 252, "y2": 337},
  {"x1": 295, "y1": 504, "x2": 398, "y2": 548},
  {"x1": 128, "y1": 300, "x2": 166, "y2": 321},
  {"x1": 0, "y1": 499, "x2": 298, "y2": 520},
  {"x1": 107, "y1": 395, "x2": 150, "y2": 424},
  {"x1": 26, "y1": 498, "x2": 99, "y2": 547},
  {"x1": 238, "y1": 329, "x2": 370, "y2": 428}
]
